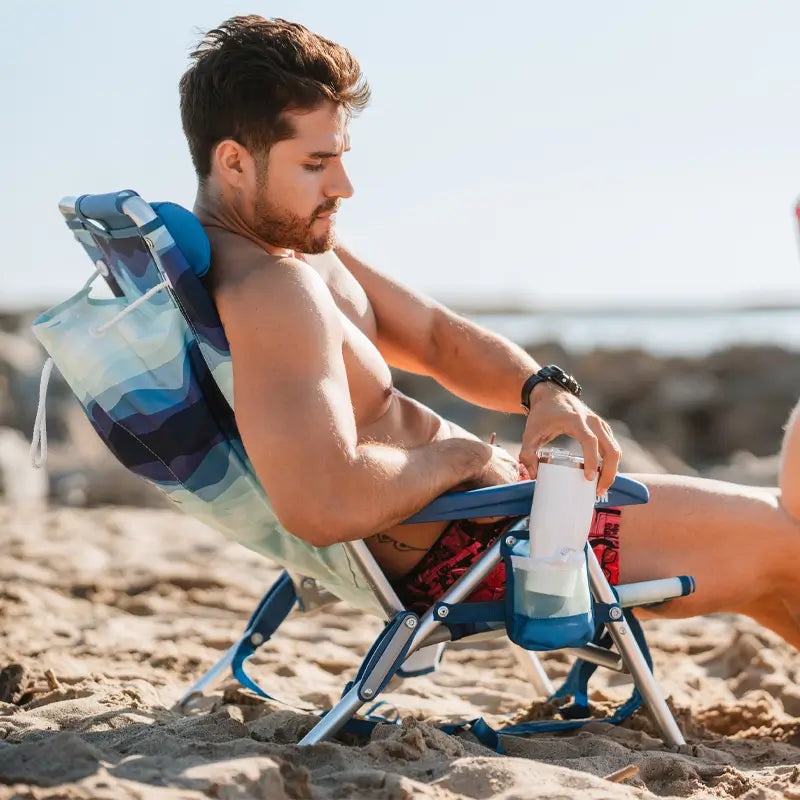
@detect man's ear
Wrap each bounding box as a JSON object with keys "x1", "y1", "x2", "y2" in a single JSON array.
[{"x1": 211, "y1": 139, "x2": 255, "y2": 188}]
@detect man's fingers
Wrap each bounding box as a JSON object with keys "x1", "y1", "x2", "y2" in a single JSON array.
[
  {"x1": 519, "y1": 434, "x2": 551, "y2": 479},
  {"x1": 518, "y1": 445, "x2": 541, "y2": 479},
  {"x1": 574, "y1": 425, "x2": 600, "y2": 483},
  {"x1": 589, "y1": 417, "x2": 622, "y2": 494}
]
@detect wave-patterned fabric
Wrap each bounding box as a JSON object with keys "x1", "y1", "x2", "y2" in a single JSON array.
[{"x1": 33, "y1": 193, "x2": 385, "y2": 617}]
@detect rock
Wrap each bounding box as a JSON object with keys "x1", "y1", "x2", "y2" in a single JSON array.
[
  {"x1": 609, "y1": 421, "x2": 670, "y2": 474},
  {"x1": 702, "y1": 451, "x2": 780, "y2": 486},
  {"x1": 49, "y1": 461, "x2": 170, "y2": 509},
  {"x1": 519, "y1": 344, "x2": 800, "y2": 470},
  {"x1": 0, "y1": 427, "x2": 48, "y2": 507},
  {"x1": 0, "y1": 327, "x2": 73, "y2": 443}
]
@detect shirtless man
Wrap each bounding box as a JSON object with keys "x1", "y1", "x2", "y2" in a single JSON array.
[{"x1": 181, "y1": 16, "x2": 800, "y2": 647}]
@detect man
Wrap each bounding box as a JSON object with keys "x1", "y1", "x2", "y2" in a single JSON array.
[{"x1": 181, "y1": 16, "x2": 800, "y2": 646}]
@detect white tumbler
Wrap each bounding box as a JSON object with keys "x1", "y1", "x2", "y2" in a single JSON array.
[{"x1": 523, "y1": 446, "x2": 599, "y2": 596}]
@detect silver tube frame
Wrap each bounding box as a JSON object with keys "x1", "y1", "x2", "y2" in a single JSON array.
[
  {"x1": 299, "y1": 524, "x2": 522, "y2": 746},
  {"x1": 301, "y1": 521, "x2": 685, "y2": 747},
  {"x1": 58, "y1": 196, "x2": 78, "y2": 216},
  {"x1": 120, "y1": 195, "x2": 159, "y2": 228},
  {"x1": 563, "y1": 644, "x2": 625, "y2": 672},
  {"x1": 341, "y1": 540, "x2": 405, "y2": 619},
  {"x1": 512, "y1": 648, "x2": 557, "y2": 697},
  {"x1": 586, "y1": 547, "x2": 685, "y2": 746}
]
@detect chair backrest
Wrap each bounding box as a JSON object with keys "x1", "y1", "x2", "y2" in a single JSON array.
[{"x1": 33, "y1": 190, "x2": 387, "y2": 616}]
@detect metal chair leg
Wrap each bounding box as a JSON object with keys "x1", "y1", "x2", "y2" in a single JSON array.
[
  {"x1": 512, "y1": 647, "x2": 556, "y2": 697},
  {"x1": 587, "y1": 549, "x2": 685, "y2": 747}
]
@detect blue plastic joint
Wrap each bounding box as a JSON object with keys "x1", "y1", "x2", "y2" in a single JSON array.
[
  {"x1": 593, "y1": 602, "x2": 624, "y2": 625},
  {"x1": 355, "y1": 611, "x2": 419, "y2": 702}
]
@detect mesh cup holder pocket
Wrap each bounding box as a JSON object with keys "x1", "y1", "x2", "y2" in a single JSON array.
[{"x1": 503, "y1": 538, "x2": 595, "y2": 651}]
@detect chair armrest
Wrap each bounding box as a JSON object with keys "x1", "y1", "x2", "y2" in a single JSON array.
[{"x1": 402, "y1": 475, "x2": 649, "y2": 524}]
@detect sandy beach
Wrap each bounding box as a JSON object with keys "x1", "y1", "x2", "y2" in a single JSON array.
[{"x1": 1, "y1": 501, "x2": 798, "y2": 799}]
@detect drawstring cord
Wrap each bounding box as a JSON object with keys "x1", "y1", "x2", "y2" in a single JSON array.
[
  {"x1": 90, "y1": 279, "x2": 169, "y2": 338},
  {"x1": 30, "y1": 357, "x2": 54, "y2": 468}
]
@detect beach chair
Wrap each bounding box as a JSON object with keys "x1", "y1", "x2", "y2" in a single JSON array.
[{"x1": 30, "y1": 190, "x2": 695, "y2": 749}]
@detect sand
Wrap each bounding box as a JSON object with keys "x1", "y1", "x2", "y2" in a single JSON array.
[{"x1": 0, "y1": 502, "x2": 798, "y2": 799}]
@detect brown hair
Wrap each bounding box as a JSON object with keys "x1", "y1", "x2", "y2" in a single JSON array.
[{"x1": 179, "y1": 16, "x2": 370, "y2": 180}]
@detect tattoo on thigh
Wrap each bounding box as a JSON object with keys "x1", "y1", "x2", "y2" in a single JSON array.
[{"x1": 371, "y1": 534, "x2": 428, "y2": 552}]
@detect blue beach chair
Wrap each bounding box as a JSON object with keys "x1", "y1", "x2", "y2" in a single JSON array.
[{"x1": 30, "y1": 190, "x2": 695, "y2": 749}]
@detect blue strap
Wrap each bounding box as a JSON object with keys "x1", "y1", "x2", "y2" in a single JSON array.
[
  {"x1": 552, "y1": 608, "x2": 650, "y2": 722},
  {"x1": 593, "y1": 602, "x2": 622, "y2": 624},
  {"x1": 231, "y1": 572, "x2": 297, "y2": 699},
  {"x1": 433, "y1": 601, "x2": 505, "y2": 640},
  {"x1": 437, "y1": 610, "x2": 653, "y2": 747}
]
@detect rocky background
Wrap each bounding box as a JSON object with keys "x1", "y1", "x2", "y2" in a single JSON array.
[{"x1": 1, "y1": 307, "x2": 798, "y2": 508}]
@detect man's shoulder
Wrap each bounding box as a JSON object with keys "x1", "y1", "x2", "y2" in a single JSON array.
[
  {"x1": 207, "y1": 229, "x2": 324, "y2": 302},
  {"x1": 203, "y1": 232, "x2": 337, "y2": 346}
]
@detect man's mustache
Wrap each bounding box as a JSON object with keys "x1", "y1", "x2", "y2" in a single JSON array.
[{"x1": 312, "y1": 201, "x2": 340, "y2": 220}]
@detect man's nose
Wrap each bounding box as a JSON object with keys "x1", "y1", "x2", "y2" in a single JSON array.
[{"x1": 327, "y1": 161, "x2": 354, "y2": 199}]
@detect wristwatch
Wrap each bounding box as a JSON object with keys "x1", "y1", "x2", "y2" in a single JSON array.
[{"x1": 521, "y1": 364, "x2": 582, "y2": 413}]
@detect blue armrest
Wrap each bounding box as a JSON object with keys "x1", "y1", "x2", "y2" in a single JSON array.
[{"x1": 402, "y1": 475, "x2": 649, "y2": 524}]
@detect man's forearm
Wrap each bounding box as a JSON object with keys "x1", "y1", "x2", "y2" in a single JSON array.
[
  {"x1": 427, "y1": 308, "x2": 540, "y2": 413},
  {"x1": 311, "y1": 438, "x2": 490, "y2": 544}
]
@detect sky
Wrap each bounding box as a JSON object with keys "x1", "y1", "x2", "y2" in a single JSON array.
[{"x1": 2, "y1": 1, "x2": 800, "y2": 310}]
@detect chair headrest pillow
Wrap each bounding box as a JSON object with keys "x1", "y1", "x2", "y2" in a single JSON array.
[{"x1": 151, "y1": 202, "x2": 211, "y2": 278}]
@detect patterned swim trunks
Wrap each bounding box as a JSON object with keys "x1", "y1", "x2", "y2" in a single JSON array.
[{"x1": 394, "y1": 508, "x2": 622, "y2": 613}]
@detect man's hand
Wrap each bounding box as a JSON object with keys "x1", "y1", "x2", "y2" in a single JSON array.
[
  {"x1": 473, "y1": 444, "x2": 529, "y2": 489},
  {"x1": 457, "y1": 443, "x2": 529, "y2": 523},
  {"x1": 519, "y1": 383, "x2": 621, "y2": 495}
]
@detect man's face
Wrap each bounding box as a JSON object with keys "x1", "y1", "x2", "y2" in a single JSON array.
[{"x1": 250, "y1": 101, "x2": 353, "y2": 253}]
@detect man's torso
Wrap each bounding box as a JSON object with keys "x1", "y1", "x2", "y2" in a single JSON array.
[{"x1": 205, "y1": 229, "x2": 471, "y2": 577}]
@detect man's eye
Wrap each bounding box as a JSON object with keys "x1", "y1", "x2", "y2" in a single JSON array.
[{"x1": 304, "y1": 162, "x2": 325, "y2": 172}]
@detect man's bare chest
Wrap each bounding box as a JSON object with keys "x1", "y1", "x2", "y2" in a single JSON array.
[
  {"x1": 303, "y1": 252, "x2": 393, "y2": 423},
  {"x1": 302, "y1": 251, "x2": 378, "y2": 341}
]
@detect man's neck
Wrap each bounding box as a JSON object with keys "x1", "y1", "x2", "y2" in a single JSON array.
[{"x1": 194, "y1": 189, "x2": 295, "y2": 259}]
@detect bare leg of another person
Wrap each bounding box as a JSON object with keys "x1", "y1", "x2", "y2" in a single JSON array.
[
  {"x1": 779, "y1": 400, "x2": 800, "y2": 518},
  {"x1": 616, "y1": 474, "x2": 800, "y2": 650},
  {"x1": 730, "y1": 595, "x2": 800, "y2": 646}
]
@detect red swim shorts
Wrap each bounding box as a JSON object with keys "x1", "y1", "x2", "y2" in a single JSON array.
[{"x1": 394, "y1": 508, "x2": 622, "y2": 613}]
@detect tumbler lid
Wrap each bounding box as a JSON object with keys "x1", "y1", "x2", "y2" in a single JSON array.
[{"x1": 537, "y1": 446, "x2": 584, "y2": 469}]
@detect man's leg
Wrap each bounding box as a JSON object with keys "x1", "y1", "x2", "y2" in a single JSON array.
[{"x1": 618, "y1": 473, "x2": 800, "y2": 648}]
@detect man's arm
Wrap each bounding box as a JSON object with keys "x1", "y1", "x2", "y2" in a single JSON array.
[
  {"x1": 334, "y1": 244, "x2": 621, "y2": 492},
  {"x1": 216, "y1": 256, "x2": 493, "y2": 547},
  {"x1": 334, "y1": 244, "x2": 536, "y2": 406}
]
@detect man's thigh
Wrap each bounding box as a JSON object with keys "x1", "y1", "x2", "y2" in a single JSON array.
[{"x1": 617, "y1": 473, "x2": 797, "y2": 615}]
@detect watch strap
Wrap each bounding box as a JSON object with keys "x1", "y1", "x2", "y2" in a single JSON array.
[{"x1": 521, "y1": 364, "x2": 582, "y2": 411}]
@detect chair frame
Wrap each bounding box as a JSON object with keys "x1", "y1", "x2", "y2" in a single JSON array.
[
  {"x1": 52, "y1": 192, "x2": 687, "y2": 749},
  {"x1": 182, "y1": 519, "x2": 686, "y2": 748}
]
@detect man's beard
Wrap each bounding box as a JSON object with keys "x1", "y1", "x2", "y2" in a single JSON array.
[{"x1": 252, "y1": 189, "x2": 338, "y2": 255}]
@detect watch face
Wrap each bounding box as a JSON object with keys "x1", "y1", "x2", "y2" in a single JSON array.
[
  {"x1": 543, "y1": 365, "x2": 581, "y2": 397},
  {"x1": 522, "y1": 365, "x2": 581, "y2": 408}
]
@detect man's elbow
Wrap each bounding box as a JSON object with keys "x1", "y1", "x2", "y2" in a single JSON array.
[
  {"x1": 276, "y1": 506, "x2": 353, "y2": 549},
  {"x1": 426, "y1": 305, "x2": 460, "y2": 372}
]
